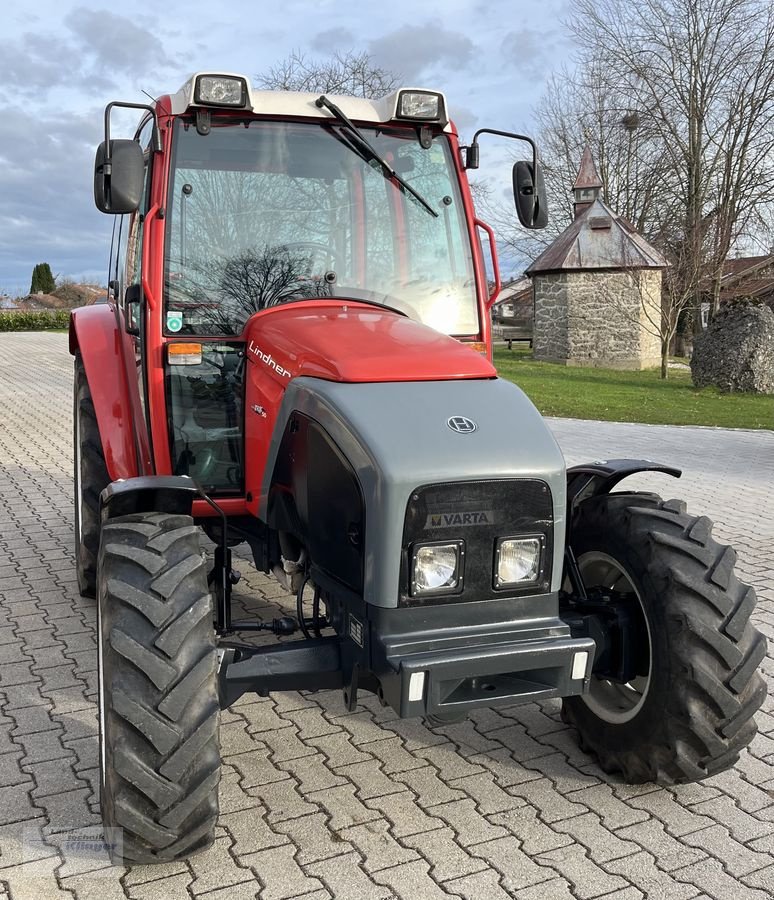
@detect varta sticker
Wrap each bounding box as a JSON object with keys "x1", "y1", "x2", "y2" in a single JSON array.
[{"x1": 426, "y1": 510, "x2": 494, "y2": 528}]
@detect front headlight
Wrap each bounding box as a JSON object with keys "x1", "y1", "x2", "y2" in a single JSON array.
[
  {"x1": 411, "y1": 541, "x2": 463, "y2": 596},
  {"x1": 494, "y1": 537, "x2": 542, "y2": 588}
]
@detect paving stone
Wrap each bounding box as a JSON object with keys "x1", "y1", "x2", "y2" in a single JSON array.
[
  {"x1": 11, "y1": 705, "x2": 59, "y2": 736},
  {"x1": 534, "y1": 844, "x2": 630, "y2": 899},
  {"x1": 338, "y1": 819, "x2": 419, "y2": 873},
  {"x1": 287, "y1": 782, "x2": 373, "y2": 836},
  {"x1": 401, "y1": 826, "x2": 489, "y2": 882},
  {"x1": 0, "y1": 750, "x2": 31, "y2": 788},
  {"x1": 414, "y1": 743, "x2": 486, "y2": 781},
  {"x1": 0, "y1": 855, "x2": 75, "y2": 900},
  {"x1": 431, "y1": 798, "x2": 508, "y2": 847},
  {"x1": 256, "y1": 725, "x2": 315, "y2": 764},
  {"x1": 239, "y1": 844, "x2": 327, "y2": 900},
  {"x1": 444, "y1": 869, "x2": 514, "y2": 900},
  {"x1": 0, "y1": 783, "x2": 42, "y2": 825},
  {"x1": 219, "y1": 719, "x2": 267, "y2": 756},
  {"x1": 564, "y1": 783, "x2": 650, "y2": 830},
  {"x1": 393, "y1": 764, "x2": 467, "y2": 808},
  {"x1": 305, "y1": 851, "x2": 395, "y2": 900},
  {"x1": 466, "y1": 747, "x2": 543, "y2": 788},
  {"x1": 686, "y1": 795, "x2": 774, "y2": 842},
  {"x1": 489, "y1": 806, "x2": 574, "y2": 855},
  {"x1": 228, "y1": 748, "x2": 293, "y2": 789},
  {"x1": 372, "y1": 859, "x2": 463, "y2": 899},
  {"x1": 743, "y1": 863, "x2": 774, "y2": 894},
  {"x1": 469, "y1": 835, "x2": 557, "y2": 892},
  {"x1": 246, "y1": 774, "x2": 321, "y2": 823},
  {"x1": 551, "y1": 811, "x2": 640, "y2": 863},
  {"x1": 681, "y1": 825, "x2": 773, "y2": 877},
  {"x1": 672, "y1": 858, "x2": 772, "y2": 900},
  {"x1": 220, "y1": 807, "x2": 289, "y2": 856},
  {"x1": 365, "y1": 790, "x2": 445, "y2": 838},
  {"x1": 27, "y1": 757, "x2": 84, "y2": 797},
  {"x1": 35, "y1": 788, "x2": 100, "y2": 831},
  {"x1": 603, "y1": 849, "x2": 699, "y2": 899},
  {"x1": 626, "y1": 789, "x2": 716, "y2": 837},
  {"x1": 276, "y1": 752, "x2": 348, "y2": 796},
  {"x1": 187, "y1": 835, "x2": 255, "y2": 894},
  {"x1": 306, "y1": 730, "x2": 375, "y2": 767},
  {"x1": 334, "y1": 759, "x2": 405, "y2": 800},
  {"x1": 282, "y1": 706, "x2": 341, "y2": 740},
  {"x1": 272, "y1": 811, "x2": 352, "y2": 865},
  {"x1": 127, "y1": 872, "x2": 194, "y2": 900},
  {"x1": 327, "y1": 710, "x2": 392, "y2": 746},
  {"x1": 507, "y1": 776, "x2": 591, "y2": 823},
  {"x1": 373, "y1": 716, "x2": 448, "y2": 752},
  {"x1": 361, "y1": 736, "x2": 429, "y2": 775}
]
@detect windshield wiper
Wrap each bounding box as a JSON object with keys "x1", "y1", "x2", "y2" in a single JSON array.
[{"x1": 316, "y1": 95, "x2": 438, "y2": 219}]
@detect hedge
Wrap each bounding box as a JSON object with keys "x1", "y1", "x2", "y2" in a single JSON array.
[{"x1": 0, "y1": 310, "x2": 70, "y2": 331}]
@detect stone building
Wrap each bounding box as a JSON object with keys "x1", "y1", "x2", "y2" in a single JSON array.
[{"x1": 527, "y1": 147, "x2": 667, "y2": 369}]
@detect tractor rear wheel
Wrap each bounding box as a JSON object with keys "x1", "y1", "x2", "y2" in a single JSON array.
[
  {"x1": 97, "y1": 512, "x2": 220, "y2": 863},
  {"x1": 74, "y1": 354, "x2": 109, "y2": 597},
  {"x1": 562, "y1": 492, "x2": 766, "y2": 784}
]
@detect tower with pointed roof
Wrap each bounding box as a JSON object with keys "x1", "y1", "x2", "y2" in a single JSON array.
[{"x1": 527, "y1": 146, "x2": 667, "y2": 369}]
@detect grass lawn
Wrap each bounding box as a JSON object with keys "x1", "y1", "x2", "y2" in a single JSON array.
[{"x1": 494, "y1": 347, "x2": 773, "y2": 430}]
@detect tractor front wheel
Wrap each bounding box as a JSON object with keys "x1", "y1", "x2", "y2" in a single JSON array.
[
  {"x1": 562, "y1": 492, "x2": 766, "y2": 784},
  {"x1": 74, "y1": 354, "x2": 109, "y2": 597},
  {"x1": 97, "y1": 512, "x2": 220, "y2": 863}
]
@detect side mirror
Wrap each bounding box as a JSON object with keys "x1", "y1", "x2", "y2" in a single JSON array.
[
  {"x1": 513, "y1": 160, "x2": 548, "y2": 229},
  {"x1": 94, "y1": 140, "x2": 144, "y2": 214}
]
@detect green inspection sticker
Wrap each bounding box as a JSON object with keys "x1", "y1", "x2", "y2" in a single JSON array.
[{"x1": 166, "y1": 311, "x2": 183, "y2": 332}]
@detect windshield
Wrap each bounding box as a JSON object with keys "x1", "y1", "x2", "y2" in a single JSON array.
[{"x1": 164, "y1": 118, "x2": 479, "y2": 336}]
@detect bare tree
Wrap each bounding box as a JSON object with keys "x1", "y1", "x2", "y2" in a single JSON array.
[
  {"x1": 570, "y1": 0, "x2": 774, "y2": 327},
  {"x1": 258, "y1": 50, "x2": 401, "y2": 99}
]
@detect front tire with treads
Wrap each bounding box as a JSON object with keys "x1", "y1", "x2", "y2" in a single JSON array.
[
  {"x1": 97, "y1": 512, "x2": 220, "y2": 864},
  {"x1": 74, "y1": 353, "x2": 110, "y2": 597},
  {"x1": 562, "y1": 492, "x2": 766, "y2": 784}
]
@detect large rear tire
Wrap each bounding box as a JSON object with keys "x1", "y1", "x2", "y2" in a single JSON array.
[
  {"x1": 562, "y1": 492, "x2": 766, "y2": 784},
  {"x1": 74, "y1": 355, "x2": 109, "y2": 597},
  {"x1": 97, "y1": 512, "x2": 220, "y2": 864}
]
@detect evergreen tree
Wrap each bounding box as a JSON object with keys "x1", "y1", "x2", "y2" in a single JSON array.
[{"x1": 30, "y1": 263, "x2": 55, "y2": 294}]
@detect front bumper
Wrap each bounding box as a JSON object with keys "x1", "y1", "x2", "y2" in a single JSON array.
[{"x1": 370, "y1": 599, "x2": 595, "y2": 718}]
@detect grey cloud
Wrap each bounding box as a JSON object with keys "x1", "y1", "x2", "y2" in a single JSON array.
[
  {"x1": 448, "y1": 104, "x2": 478, "y2": 136},
  {"x1": 499, "y1": 25, "x2": 567, "y2": 80},
  {"x1": 311, "y1": 27, "x2": 356, "y2": 52},
  {"x1": 369, "y1": 22, "x2": 475, "y2": 81},
  {"x1": 0, "y1": 8, "x2": 176, "y2": 101},
  {"x1": 1, "y1": 33, "x2": 74, "y2": 95},
  {"x1": 65, "y1": 8, "x2": 172, "y2": 77},
  {"x1": 0, "y1": 106, "x2": 111, "y2": 291}
]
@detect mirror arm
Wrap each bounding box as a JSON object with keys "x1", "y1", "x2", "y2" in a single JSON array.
[
  {"x1": 103, "y1": 101, "x2": 160, "y2": 172},
  {"x1": 467, "y1": 128, "x2": 539, "y2": 175}
]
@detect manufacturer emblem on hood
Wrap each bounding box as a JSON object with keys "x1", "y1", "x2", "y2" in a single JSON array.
[{"x1": 447, "y1": 416, "x2": 477, "y2": 434}]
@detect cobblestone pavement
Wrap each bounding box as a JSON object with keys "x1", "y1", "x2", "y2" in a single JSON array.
[{"x1": 1, "y1": 332, "x2": 773, "y2": 900}]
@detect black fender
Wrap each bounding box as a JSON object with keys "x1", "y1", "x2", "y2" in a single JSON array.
[
  {"x1": 100, "y1": 475, "x2": 199, "y2": 522},
  {"x1": 563, "y1": 459, "x2": 682, "y2": 597},
  {"x1": 567, "y1": 458, "x2": 681, "y2": 516}
]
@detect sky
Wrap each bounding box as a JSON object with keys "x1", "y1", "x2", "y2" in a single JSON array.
[{"x1": 0, "y1": 0, "x2": 573, "y2": 296}]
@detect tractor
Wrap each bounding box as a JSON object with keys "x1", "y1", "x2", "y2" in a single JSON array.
[{"x1": 72, "y1": 73, "x2": 765, "y2": 865}]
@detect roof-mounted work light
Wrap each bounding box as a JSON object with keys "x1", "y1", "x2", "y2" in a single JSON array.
[
  {"x1": 395, "y1": 90, "x2": 447, "y2": 125},
  {"x1": 194, "y1": 74, "x2": 248, "y2": 108}
]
